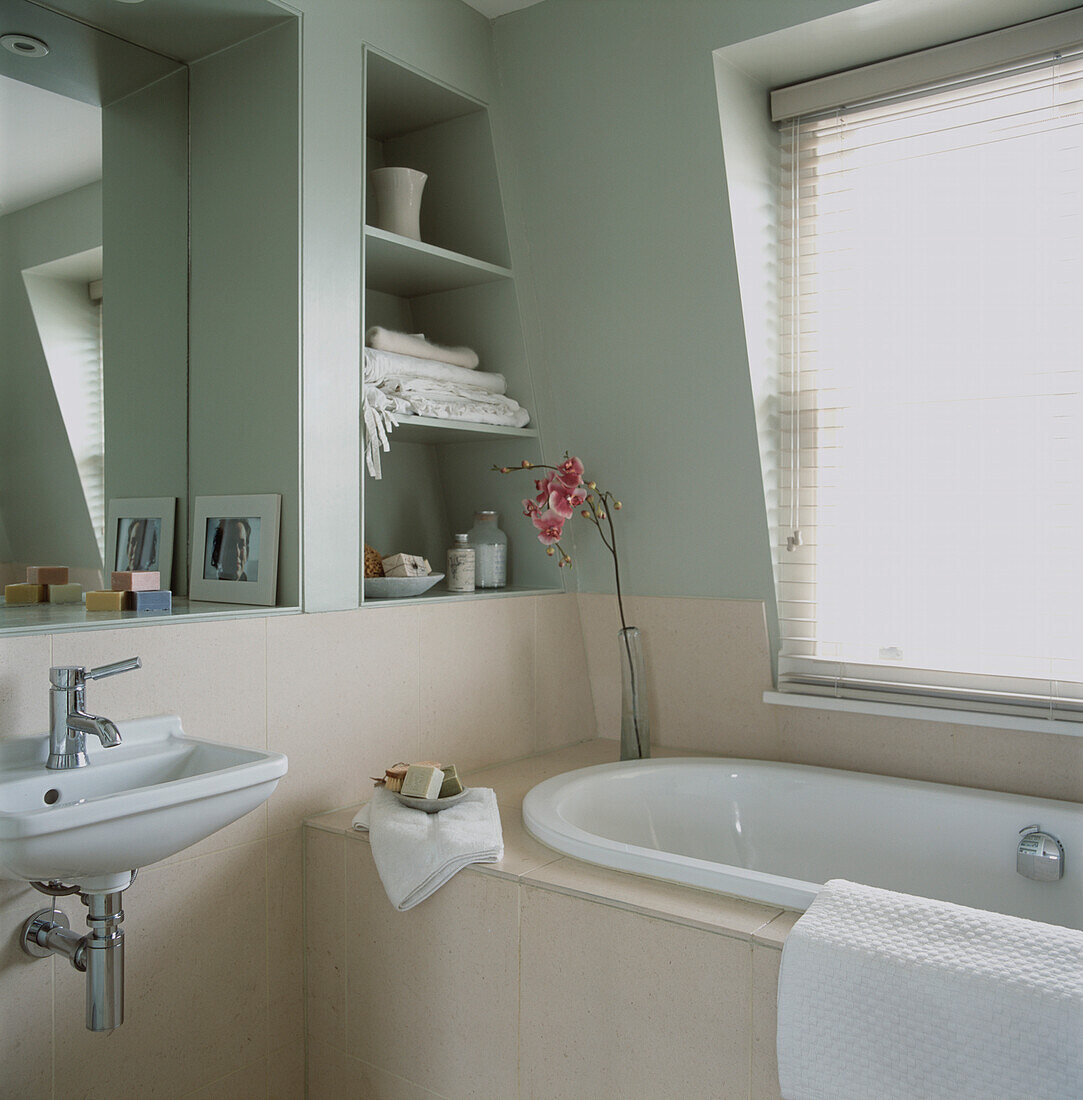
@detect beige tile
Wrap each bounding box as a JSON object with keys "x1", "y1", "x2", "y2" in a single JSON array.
[
  {"x1": 480, "y1": 802, "x2": 563, "y2": 880},
  {"x1": 523, "y1": 856, "x2": 781, "y2": 939},
  {"x1": 535, "y1": 592, "x2": 596, "y2": 751},
  {"x1": 577, "y1": 592, "x2": 622, "y2": 740},
  {"x1": 419, "y1": 597, "x2": 535, "y2": 771},
  {"x1": 344, "y1": 841, "x2": 519, "y2": 1098},
  {"x1": 54, "y1": 840, "x2": 269, "y2": 1099},
  {"x1": 0, "y1": 879, "x2": 53, "y2": 1100},
  {"x1": 465, "y1": 736, "x2": 617, "y2": 806},
  {"x1": 305, "y1": 828, "x2": 347, "y2": 1052},
  {"x1": 0, "y1": 632, "x2": 51, "y2": 743},
  {"x1": 308, "y1": 1036, "x2": 360, "y2": 1100},
  {"x1": 268, "y1": 828, "x2": 305, "y2": 1052},
  {"x1": 519, "y1": 885, "x2": 751, "y2": 1098},
  {"x1": 633, "y1": 595, "x2": 778, "y2": 757},
  {"x1": 307, "y1": 805, "x2": 365, "y2": 834},
  {"x1": 185, "y1": 1059, "x2": 268, "y2": 1099},
  {"x1": 752, "y1": 908, "x2": 802, "y2": 948},
  {"x1": 308, "y1": 1040, "x2": 447, "y2": 1099},
  {"x1": 51, "y1": 617, "x2": 268, "y2": 747},
  {"x1": 356, "y1": 1059, "x2": 448, "y2": 1099},
  {"x1": 54, "y1": 618, "x2": 271, "y2": 861},
  {"x1": 266, "y1": 1040, "x2": 306, "y2": 1100},
  {"x1": 579, "y1": 593, "x2": 781, "y2": 757},
  {"x1": 777, "y1": 704, "x2": 959, "y2": 786},
  {"x1": 951, "y1": 721, "x2": 1083, "y2": 802},
  {"x1": 267, "y1": 607, "x2": 420, "y2": 833},
  {"x1": 751, "y1": 946, "x2": 784, "y2": 1100}
]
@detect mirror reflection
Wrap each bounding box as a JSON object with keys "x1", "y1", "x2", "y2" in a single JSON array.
[{"x1": 0, "y1": 0, "x2": 188, "y2": 600}]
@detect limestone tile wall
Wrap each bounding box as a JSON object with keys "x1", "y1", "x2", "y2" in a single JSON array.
[
  {"x1": 577, "y1": 593, "x2": 1083, "y2": 803},
  {"x1": 0, "y1": 593, "x2": 588, "y2": 1099},
  {"x1": 302, "y1": 805, "x2": 795, "y2": 1100}
]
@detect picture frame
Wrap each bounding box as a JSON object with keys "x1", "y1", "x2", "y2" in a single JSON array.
[
  {"x1": 189, "y1": 494, "x2": 281, "y2": 606},
  {"x1": 105, "y1": 497, "x2": 176, "y2": 588}
]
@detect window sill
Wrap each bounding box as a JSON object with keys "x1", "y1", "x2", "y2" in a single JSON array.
[{"x1": 763, "y1": 691, "x2": 1083, "y2": 739}]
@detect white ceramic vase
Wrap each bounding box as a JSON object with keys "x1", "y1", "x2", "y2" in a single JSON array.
[{"x1": 369, "y1": 167, "x2": 427, "y2": 241}]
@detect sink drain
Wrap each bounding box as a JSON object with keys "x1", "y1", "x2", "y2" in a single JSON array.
[{"x1": 43, "y1": 789, "x2": 60, "y2": 805}]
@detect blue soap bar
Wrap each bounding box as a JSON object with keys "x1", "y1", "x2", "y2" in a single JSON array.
[{"x1": 132, "y1": 589, "x2": 172, "y2": 614}]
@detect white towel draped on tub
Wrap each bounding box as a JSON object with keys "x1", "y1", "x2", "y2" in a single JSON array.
[
  {"x1": 776, "y1": 879, "x2": 1083, "y2": 1100},
  {"x1": 352, "y1": 787, "x2": 504, "y2": 911}
]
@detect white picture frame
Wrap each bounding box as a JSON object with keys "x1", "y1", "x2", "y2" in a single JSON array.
[
  {"x1": 105, "y1": 497, "x2": 176, "y2": 588},
  {"x1": 189, "y1": 494, "x2": 281, "y2": 606}
]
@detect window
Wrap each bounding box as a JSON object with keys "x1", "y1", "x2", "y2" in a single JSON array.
[{"x1": 773, "y1": 34, "x2": 1083, "y2": 721}]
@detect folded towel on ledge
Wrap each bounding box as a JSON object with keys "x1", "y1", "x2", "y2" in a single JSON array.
[
  {"x1": 366, "y1": 326, "x2": 479, "y2": 370},
  {"x1": 352, "y1": 787, "x2": 504, "y2": 911},
  {"x1": 363, "y1": 346, "x2": 505, "y2": 394},
  {"x1": 776, "y1": 879, "x2": 1083, "y2": 1100}
]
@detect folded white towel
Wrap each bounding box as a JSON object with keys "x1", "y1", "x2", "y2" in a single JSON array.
[
  {"x1": 392, "y1": 379, "x2": 531, "y2": 428},
  {"x1": 352, "y1": 787, "x2": 504, "y2": 911},
  {"x1": 776, "y1": 879, "x2": 1083, "y2": 1100},
  {"x1": 363, "y1": 346, "x2": 505, "y2": 394},
  {"x1": 366, "y1": 326, "x2": 479, "y2": 370}
]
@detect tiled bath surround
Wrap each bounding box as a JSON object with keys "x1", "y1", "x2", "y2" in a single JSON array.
[
  {"x1": 0, "y1": 594, "x2": 591, "y2": 1099},
  {"x1": 2, "y1": 591, "x2": 1079, "y2": 1098},
  {"x1": 304, "y1": 743, "x2": 799, "y2": 1100}
]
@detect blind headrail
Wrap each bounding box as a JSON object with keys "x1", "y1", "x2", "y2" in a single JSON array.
[{"x1": 771, "y1": 7, "x2": 1083, "y2": 121}]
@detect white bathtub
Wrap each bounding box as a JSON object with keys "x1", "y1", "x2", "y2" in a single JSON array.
[{"x1": 522, "y1": 758, "x2": 1083, "y2": 929}]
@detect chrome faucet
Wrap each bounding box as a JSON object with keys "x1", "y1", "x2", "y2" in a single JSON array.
[{"x1": 48, "y1": 658, "x2": 142, "y2": 769}]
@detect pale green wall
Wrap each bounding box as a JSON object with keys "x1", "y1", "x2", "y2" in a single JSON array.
[
  {"x1": 188, "y1": 20, "x2": 301, "y2": 606},
  {"x1": 490, "y1": 0, "x2": 869, "y2": 618},
  {"x1": 102, "y1": 68, "x2": 189, "y2": 592},
  {"x1": 0, "y1": 183, "x2": 103, "y2": 572}
]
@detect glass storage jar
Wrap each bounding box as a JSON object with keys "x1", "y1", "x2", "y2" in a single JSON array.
[{"x1": 467, "y1": 511, "x2": 507, "y2": 588}]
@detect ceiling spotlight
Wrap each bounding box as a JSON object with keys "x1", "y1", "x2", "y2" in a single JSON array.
[{"x1": 1, "y1": 33, "x2": 49, "y2": 57}]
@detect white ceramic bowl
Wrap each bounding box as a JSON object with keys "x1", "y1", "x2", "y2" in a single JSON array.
[{"x1": 364, "y1": 573, "x2": 443, "y2": 599}]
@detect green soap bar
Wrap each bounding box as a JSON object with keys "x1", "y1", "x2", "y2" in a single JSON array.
[
  {"x1": 438, "y1": 765, "x2": 463, "y2": 798},
  {"x1": 401, "y1": 764, "x2": 444, "y2": 799}
]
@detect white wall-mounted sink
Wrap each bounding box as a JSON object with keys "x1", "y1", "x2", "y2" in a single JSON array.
[{"x1": 0, "y1": 715, "x2": 287, "y2": 888}]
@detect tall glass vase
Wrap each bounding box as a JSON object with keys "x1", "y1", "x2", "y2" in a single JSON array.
[{"x1": 619, "y1": 626, "x2": 650, "y2": 760}]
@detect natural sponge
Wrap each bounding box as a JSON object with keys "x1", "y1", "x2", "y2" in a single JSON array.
[{"x1": 363, "y1": 543, "x2": 385, "y2": 578}]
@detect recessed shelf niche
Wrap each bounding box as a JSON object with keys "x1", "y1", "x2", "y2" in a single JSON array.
[{"x1": 360, "y1": 49, "x2": 558, "y2": 605}]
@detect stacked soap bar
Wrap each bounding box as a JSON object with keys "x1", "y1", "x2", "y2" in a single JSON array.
[
  {"x1": 86, "y1": 571, "x2": 172, "y2": 615},
  {"x1": 4, "y1": 566, "x2": 84, "y2": 606},
  {"x1": 374, "y1": 760, "x2": 465, "y2": 800},
  {"x1": 382, "y1": 553, "x2": 432, "y2": 579}
]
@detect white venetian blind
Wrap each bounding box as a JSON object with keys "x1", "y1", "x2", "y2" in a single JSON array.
[{"x1": 775, "y1": 45, "x2": 1083, "y2": 720}]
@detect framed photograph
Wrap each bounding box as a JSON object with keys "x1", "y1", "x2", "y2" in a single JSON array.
[
  {"x1": 105, "y1": 498, "x2": 176, "y2": 587},
  {"x1": 189, "y1": 494, "x2": 281, "y2": 606}
]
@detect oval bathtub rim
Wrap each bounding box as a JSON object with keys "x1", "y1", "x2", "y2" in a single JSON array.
[
  {"x1": 521, "y1": 756, "x2": 1083, "y2": 915},
  {"x1": 523, "y1": 757, "x2": 825, "y2": 911}
]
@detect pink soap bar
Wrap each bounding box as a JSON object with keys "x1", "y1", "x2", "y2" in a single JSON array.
[
  {"x1": 27, "y1": 566, "x2": 68, "y2": 585},
  {"x1": 111, "y1": 571, "x2": 160, "y2": 592}
]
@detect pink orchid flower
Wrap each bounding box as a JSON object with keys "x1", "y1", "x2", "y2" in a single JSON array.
[
  {"x1": 531, "y1": 509, "x2": 565, "y2": 546},
  {"x1": 554, "y1": 456, "x2": 585, "y2": 490},
  {"x1": 547, "y1": 485, "x2": 588, "y2": 520},
  {"x1": 522, "y1": 498, "x2": 541, "y2": 518}
]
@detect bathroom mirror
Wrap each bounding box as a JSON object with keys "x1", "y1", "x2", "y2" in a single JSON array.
[{"x1": 0, "y1": 0, "x2": 189, "y2": 618}]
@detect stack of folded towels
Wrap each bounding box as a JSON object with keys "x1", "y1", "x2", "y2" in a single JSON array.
[{"x1": 363, "y1": 326, "x2": 531, "y2": 478}]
